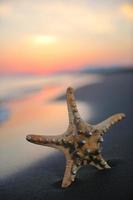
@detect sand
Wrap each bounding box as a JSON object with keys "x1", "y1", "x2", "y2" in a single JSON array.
[{"x1": 0, "y1": 72, "x2": 133, "y2": 200}]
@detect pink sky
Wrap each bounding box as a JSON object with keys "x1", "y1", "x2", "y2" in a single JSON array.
[{"x1": 0, "y1": 0, "x2": 133, "y2": 74}]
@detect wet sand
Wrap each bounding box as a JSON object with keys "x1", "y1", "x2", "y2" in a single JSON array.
[
  {"x1": 0, "y1": 74, "x2": 95, "y2": 178},
  {"x1": 0, "y1": 72, "x2": 133, "y2": 200}
]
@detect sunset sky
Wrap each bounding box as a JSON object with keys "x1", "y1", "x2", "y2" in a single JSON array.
[{"x1": 0, "y1": 0, "x2": 133, "y2": 74}]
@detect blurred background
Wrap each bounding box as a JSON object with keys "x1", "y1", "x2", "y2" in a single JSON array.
[{"x1": 0, "y1": 0, "x2": 132, "y2": 185}]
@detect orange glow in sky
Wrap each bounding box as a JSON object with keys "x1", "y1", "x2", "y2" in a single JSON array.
[{"x1": 0, "y1": 0, "x2": 133, "y2": 74}]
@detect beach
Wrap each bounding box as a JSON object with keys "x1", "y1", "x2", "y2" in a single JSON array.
[{"x1": 0, "y1": 71, "x2": 133, "y2": 200}]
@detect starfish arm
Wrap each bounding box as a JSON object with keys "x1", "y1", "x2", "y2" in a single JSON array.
[
  {"x1": 26, "y1": 134, "x2": 67, "y2": 151},
  {"x1": 61, "y1": 159, "x2": 74, "y2": 188},
  {"x1": 66, "y1": 87, "x2": 81, "y2": 124},
  {"x1": 90, "y1": 155, "x2": 111, "y2": 170},
  {"x1": 94, "y1": 113, "x2": 125, "y2": 135}
]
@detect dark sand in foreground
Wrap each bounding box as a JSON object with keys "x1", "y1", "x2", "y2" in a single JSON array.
[{"x1": 0, "y1": 72, "x2": 133, "y2": 200}]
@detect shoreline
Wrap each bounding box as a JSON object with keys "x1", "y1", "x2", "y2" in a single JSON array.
[{"x1": 0, "y1": 73, "x2": 102, "y2": 124}]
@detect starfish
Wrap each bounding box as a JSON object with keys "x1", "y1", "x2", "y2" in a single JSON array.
[{"x1": 26, "y1": 87, "x2": 125, "y2": 188}]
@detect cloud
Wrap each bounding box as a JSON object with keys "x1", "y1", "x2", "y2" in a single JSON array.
[{"x1": 120, "y1": 3, "x2": 133, "y2": 20}]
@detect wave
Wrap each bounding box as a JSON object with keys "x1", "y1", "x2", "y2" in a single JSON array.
[
  {"x1": 0, "y1": 73, "x2": 101, "y2": 102},
  {"x1": 0, "y1": 73, "x2": 102, "y2": 124},
  {"x1": 0, "y1": 75, "x2": 51, "y2": 102}
]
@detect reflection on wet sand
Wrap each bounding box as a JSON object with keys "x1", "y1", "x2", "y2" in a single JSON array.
[{"x1": 0, "y1": 74, "x2": 102, "y2": 178}]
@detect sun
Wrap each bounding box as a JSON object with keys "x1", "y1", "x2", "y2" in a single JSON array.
[{"x1": 32, "y1": 35, "x2": 57, "y2": 45}]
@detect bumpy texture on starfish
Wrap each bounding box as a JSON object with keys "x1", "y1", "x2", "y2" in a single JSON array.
[{"x1": 26, "y1": 87, "x2": 125, "y2": 188}]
